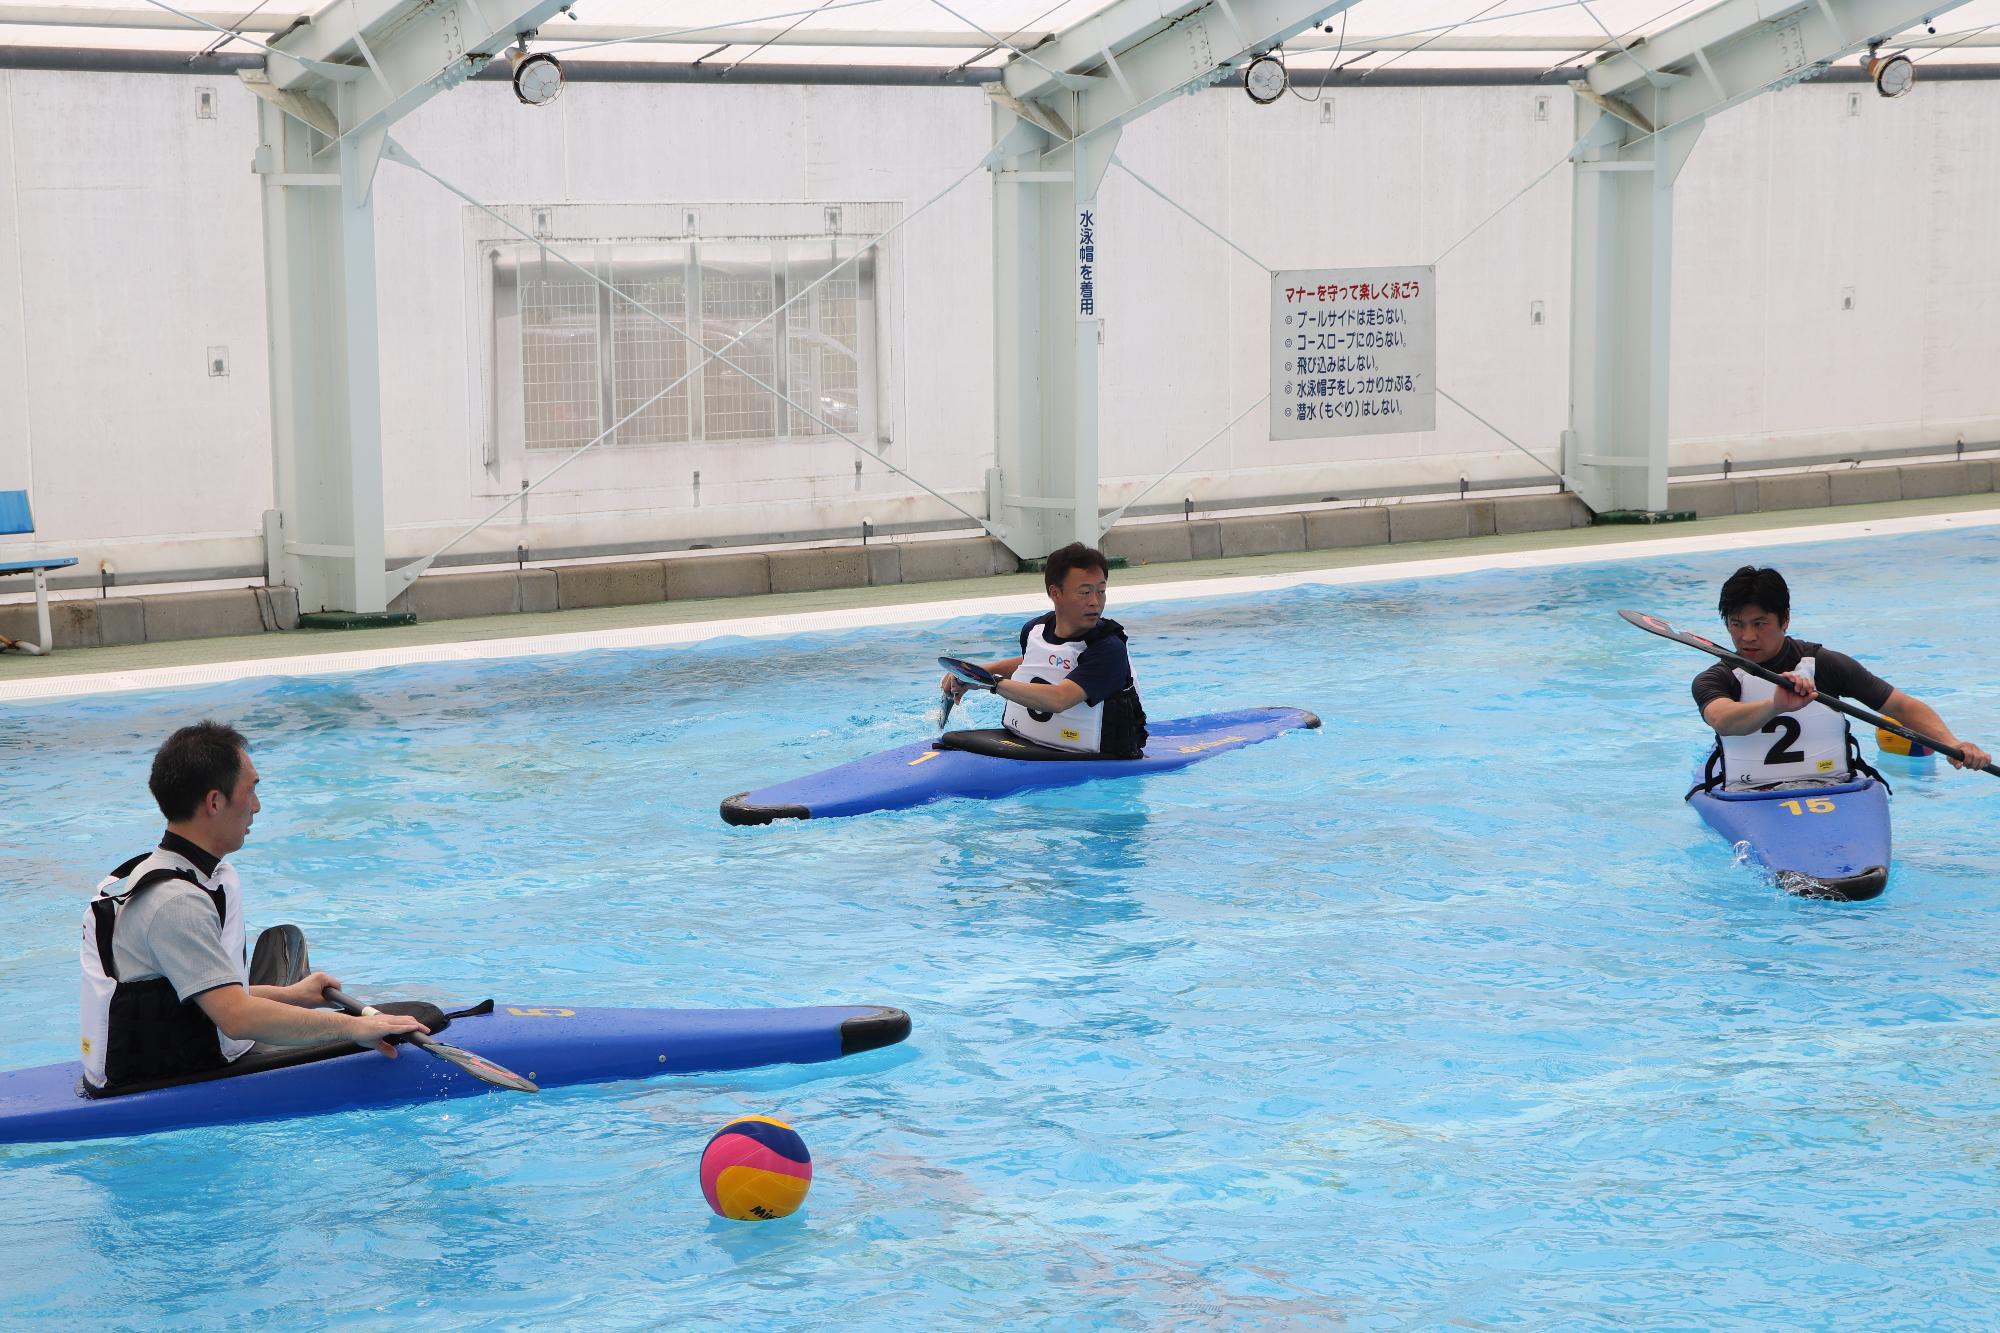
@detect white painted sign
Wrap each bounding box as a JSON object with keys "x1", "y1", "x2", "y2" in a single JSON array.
[
  {"x1": 1076, "y1": 206, "x2": 1100, "y2": 320},
  {"x1": 1270, "y1": 265, "x2": 1435, "y2": 439}
]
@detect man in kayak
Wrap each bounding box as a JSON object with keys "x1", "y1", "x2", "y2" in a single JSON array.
[
  {"x1": 81, "y1": 721, "x2": 429, "y2": 1092},
  {"x1": 1693, "y1": 566, "x2": 1990, "y2": 789},
  {"x1": 940, "y1": 541, "x2": 1148, "y2": 758}
]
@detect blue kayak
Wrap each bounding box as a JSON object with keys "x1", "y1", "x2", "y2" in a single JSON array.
[
  {"x1": 721, "y1": 707, "x2": 1321, "y2": 825},
  {"x1": 1688, "y1": 776, "x2": 1892, "y2": 901},
  {"x1": 0, "y1": 1003, "x2": 909, "y2": 1145}
]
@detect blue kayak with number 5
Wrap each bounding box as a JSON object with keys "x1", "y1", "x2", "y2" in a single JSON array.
[{"x1": 1688, "y1": 776, "x2": 1892, "y2": 901}]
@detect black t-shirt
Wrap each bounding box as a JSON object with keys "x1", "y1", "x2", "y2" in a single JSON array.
[
  {"x1": 1691, "y1": 638, "x2": 1893, "y2": 715},
  {"x1": 1017, "y1": 614, "x2": 1134, "y2": 706}
]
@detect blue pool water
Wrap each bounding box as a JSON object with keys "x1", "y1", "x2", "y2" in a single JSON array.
[{"x1": 3, "y1": 526, "x2": 1998, "y2": 1329}]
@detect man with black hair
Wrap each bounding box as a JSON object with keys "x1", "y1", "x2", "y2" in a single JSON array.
[
  {"x1": 80, "y1": 721, "x2": 428, "y2": 1092},
  {"x1": 1692, "y1": 566, "x2": 1989, "y2": 789},
  {"x1": 941, "y1": 541, "x2": 1148, "y2": 757}
]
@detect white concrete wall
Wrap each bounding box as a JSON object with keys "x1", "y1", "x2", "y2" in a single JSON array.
[{"x1": 0, "y1": 67, "x2": 1994, "y2": 581}]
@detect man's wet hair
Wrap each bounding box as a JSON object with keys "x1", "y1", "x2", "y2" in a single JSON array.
[
  {"x1": 1044, "y1": 542, "x2": 1110, "y2": 592},
  {"x1": 1719, "y1": 566, "x2": 1790, "y2": 622},
  {"x1": 150, "y1": 721, "x2": 250, "y2": 821}
]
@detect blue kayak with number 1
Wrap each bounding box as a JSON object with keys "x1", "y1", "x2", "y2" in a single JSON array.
[{"x1": 721, "y1": 707, "x2": 1321, "y2": 825}]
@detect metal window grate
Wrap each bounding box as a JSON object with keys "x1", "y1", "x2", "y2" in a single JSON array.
[
  {"x1": 520, "y1": 269, "x2": 601, "y2": 451},
  {"x1": 788, "y1": 256, "x2": 861, "y2": 438},
  {"x1": 609, "y1": 265, "x2": 692, "y2": 447},
  {"x1": 499, "y1": 219, "x2": 882, "y2": 457},
  {"x1": 700, "y1": 266, "x2": 778, "y2": 442}
]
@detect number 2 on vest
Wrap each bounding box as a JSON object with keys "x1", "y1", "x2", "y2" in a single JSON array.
[{"x1": 1761, "y1": 715, "x2": 1806, "y2": 765}]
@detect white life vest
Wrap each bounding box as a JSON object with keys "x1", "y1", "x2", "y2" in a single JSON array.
[
  {"x1": 1003, "y1": 627, "x2": 1118, "y2": 754},
  {"x1": 81, "y1": 849, "x2": 251, "y2": 1090},
  {"x1": 1716, "y1": 657, "x2": 1852, "y2": 788}
]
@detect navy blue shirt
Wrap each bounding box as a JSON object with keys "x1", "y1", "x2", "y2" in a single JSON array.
[{"x1": 1017, "y1": 614, "x2": 1133, "y2": 706}]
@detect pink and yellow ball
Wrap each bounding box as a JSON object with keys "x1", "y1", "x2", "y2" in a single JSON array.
[{"x1": 700, "y1": 1116, "x2": 812, "y2": 1221}]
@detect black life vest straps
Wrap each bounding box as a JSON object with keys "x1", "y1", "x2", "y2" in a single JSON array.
[{"x1": 92, "y1": 862, "x2": 215, "y2": 981}]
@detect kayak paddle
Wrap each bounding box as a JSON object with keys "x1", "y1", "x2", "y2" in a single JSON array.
[
  {"x1": 323, "y1": 985, "x2": 539, "y2": 1092},
  {"x1": 1620, "y1": 608, "x2": 2000, "y2": 777},
  {"x1": 939, "y1": 656, "x2": 999, "y2": 690},
  {"x1": 936, "y1": 656, "x2": 999, "y2": 731}
]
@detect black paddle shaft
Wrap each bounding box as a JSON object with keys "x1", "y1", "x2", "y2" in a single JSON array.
[
  {"x1": 1620, "y1": 609, "x2": 2000, "y2": 777},
  {"x1": 323, "y1": 986, "x2": 538, "y2": 1093}
]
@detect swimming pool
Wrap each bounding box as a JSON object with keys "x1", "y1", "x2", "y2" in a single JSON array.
[{"x1": 4, "y1": 524, "x2": 1998, "y2": 1329}]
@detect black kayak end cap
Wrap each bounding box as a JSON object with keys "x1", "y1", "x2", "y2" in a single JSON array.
[
  {"x1": 720, "y1": 793, "x2": 810, "y2": 827},
  {"x1": 1297, "y1": 710, "x2": 1323, "y2": 729},
  {"x1": 840, "y1": 1007, "x2": 912, "y2": 1055},
  {"x1": 1781, "y1": 865, "x2": 1889, "y2": 903}
]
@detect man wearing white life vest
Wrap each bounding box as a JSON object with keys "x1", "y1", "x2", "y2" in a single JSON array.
[
  {"x1": 1692, "y1": 566, "x2": 1990, "y2": 790},
  {"x1": 941, "y1": 542, "x2": 1148, "y2": 758},
  {"x1": 80, "y1": 721, "x2": 428, "y2": 1092}
]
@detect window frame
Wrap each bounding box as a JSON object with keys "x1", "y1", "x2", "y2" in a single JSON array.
[{"x1": 468, "y1": 202, "x2": 897, "y2": 501}]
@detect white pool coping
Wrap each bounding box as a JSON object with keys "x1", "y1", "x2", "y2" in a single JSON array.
[{"x1": 5, "y1": 507, "x2": 1997, "y2": 704}]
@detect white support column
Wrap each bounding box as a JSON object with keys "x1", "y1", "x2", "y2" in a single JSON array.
[
  {"x1": 1560, "y1": 0, "x2": 1971, "y2": 516},
  {"x1": 988, "y1": 103, "x2": 1119, "y2": 559},
  {"x1": 1563, "y1": 109, "x2": 1702, "y2": 517},
  {"x1": 245, "y1": 0, "x2": 573, "y2": 613},
  {"x1": 254, "y1": 95, "x2": 389, "y2": 613},
  {"x1": 988, "y1": 0, "x2": 1366, "y2": 560}
]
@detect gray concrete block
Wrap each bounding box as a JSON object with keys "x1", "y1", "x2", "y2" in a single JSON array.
[
  {"x1": 1102, "y1": 523, "x2": 1194, "y2": 566},
  {"x1": 897, "y1": 537, "x2": 1008, "y2": 584},
  {"x1": 1217, "y1": 513, "x2": 1306, "y2": 558},
  {"x1": 555, "y1": 561, "x2": 666, "y2": 610},
  {"x1": 1305, "y1": 507, "x2": 1390, "y2": 550},
  {"x1": 665, "y1": 553, "x2": 770, "y2": 601},
  {"x1": 866, "y1": 544, "x2": 901, "y2": 588},
  {"x1": 769, "y1": 547, "x2": 869, "y2": 594},
  {"x1": 1667, "y1": 480, "x2": 1735, "y2": 519},
  {"x1": 1188, "y1": 521, "x2": 1222, "y2": 561},
  {"x1": 265, "y1": 585, "x2": 300, "y2": 631},
  {"x1": 1731, "y1": 479, "x2": 1759, "y2": 514},
  {"x1": 0, "y1": 600, "x2": 95, "y2": 648},
  {"x1": 143, "y1": 589, "x2": 267, "y2": 641},
  {"x1": 1755, "y1": 473, "x2": 1831, "y2": 511},
  {"x1": 1827, "y1": 468, "x2": 1903, "y2": 507},
  {"x1": 1492, "y1": 493, "x2": 1591, "y2": 534},
  {"x1": 1969, "y1": 458, "x2": 1997, "y2": 493},
  {"x1": 97, "y1": 597, "x2": 147, "y2": 646},
  {"x1": 431, "y1": 571, "x2": 540, "y2": 620},
  {"x1": 1466, "y1": 500, "x2": 1498, "y2": 538},
  {"x1": 1899, "y1": 461, "x2": 1973, "y2": 500},
  {"x1": 0, "y1": 602, "x2": 33, "y2": 646},
  {"x1": 1387, "y1": 500, "x2": 1475, "y2": 544},
  {"x1": 518, "y1": 570, "x2": 559, "y2": 613}
]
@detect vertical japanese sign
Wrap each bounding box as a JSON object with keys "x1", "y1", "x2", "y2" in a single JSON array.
[
  {"x1": 1077, "y1": 206, "x2": 1099, "y2": 321},
  {"x1": 1270, "y1": 265, "x2": 1435, "y2": 439}
]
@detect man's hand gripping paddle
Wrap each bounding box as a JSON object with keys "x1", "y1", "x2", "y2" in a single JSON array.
[
  {"x1": 323, "y1": 986, "x2": 539, "y2": 1093},
  {"x1": 935, "y1": 656, "x2": 1000, "y2": 730},
  {"x1": 1620, "y1": 609, "x2": 2000, "y2": 778}
]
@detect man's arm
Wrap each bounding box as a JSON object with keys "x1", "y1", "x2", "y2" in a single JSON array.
[
  {"x1": 1880, "y1": 689, "x2": 1993, "y2": 771},
  {"x1": 994, "y1": 676, "x2": 1085, "y2": 713},
  {"x1": 197, "y1": 984, "x2": 429, "y2": 1056},
  {"x1": 941, "y1": 655, "x2": 1026, "y2": 699},
  {"x1": 1701, "y1": 672, "x2": 1817, "y2": 736}
]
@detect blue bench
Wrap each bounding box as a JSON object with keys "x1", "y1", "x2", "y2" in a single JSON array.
[{"x1": 1, "y1": 490, "x2": 79, "y2": 655}]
